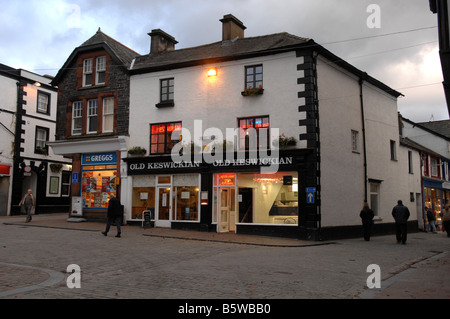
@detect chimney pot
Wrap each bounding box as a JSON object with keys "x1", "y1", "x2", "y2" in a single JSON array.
[{"x1": 220, "y1": 14, "x2": 246, "y2": 42}]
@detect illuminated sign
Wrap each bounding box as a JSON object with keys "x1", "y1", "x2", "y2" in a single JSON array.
[
  {"x1": 218, "y1": 173, "x2": 235, "y2": 186},
  {"x1": 82, "y1": 152, "x2": 117, "y2": 165}
]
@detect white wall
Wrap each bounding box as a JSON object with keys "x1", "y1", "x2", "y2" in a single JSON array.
[
  {"x1": 317, "y1": 56, "x2": 420, "y2": 227},
  {"x1": 130, "y1": 52, "x2": 303, "y2": 150},
  {"x1": 402, "y1": 120, "x2": 450, "y2": 159},
  {"x1": 317, "y1": 57, "x2": 366, "y2": 227}
]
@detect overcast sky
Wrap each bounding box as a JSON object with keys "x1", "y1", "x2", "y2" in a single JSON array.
[{"x1": 0, "y1": 0, "x2": 447, "y2": 122}]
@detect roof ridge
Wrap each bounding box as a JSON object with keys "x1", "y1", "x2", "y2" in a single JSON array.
[{"x1": 81, "y1": 28, "x2": 141, "y2": 56}]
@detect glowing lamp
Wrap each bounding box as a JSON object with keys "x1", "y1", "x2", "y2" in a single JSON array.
[{"x1": 207, "y1": 68, "x2": 217, "y2": 77}]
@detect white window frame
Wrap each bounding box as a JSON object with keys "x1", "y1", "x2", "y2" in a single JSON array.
[
  {"x1": 87, "y1": 99, "x2": 98, "y2": 134},
  {"x1": 431, "y1": 157, "x2": 440, "y2": 178},
  {"x1": 36, "y1": 127, "x2": 48, "y2": 150},
  {"x1": 96, "y1": 56, "x2": 106, "y2": 85},
  {"x1": 37, "y1": 91, "x2": 50, "y2": 114},
  {"x1": 369, "y1": 182, "x2": 380, "y2": 217},
  {"x1": 351, "y1": 130, "x2": 359, "y2": 153},
  {"x1": 102, "y1": 97, "x2": 114, "y2": 133},
  {"x1": 72, "y1": 101, "x2": 83, "y2": 135},
  {"x1": 83, "y1": 58, "x2": 93, "y2": 87}
]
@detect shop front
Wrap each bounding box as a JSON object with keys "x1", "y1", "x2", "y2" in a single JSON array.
[
  {"x1": 81, "y1": 152, "x2": 119, "y2": 212},
  {"x1": 124, "y1": 150, "x2": 311, "y2": 238},
  {"x1": 423, "y1": 180, "x2": 450, "y2": 230}
]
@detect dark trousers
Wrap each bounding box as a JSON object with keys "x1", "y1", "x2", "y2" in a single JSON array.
[
  {"x1": 104, "y1": 216, "x2": 121, "y2": 234},
  {"x1": 395, "y1": 223, "x2": 407, "y2": 244},
  {"x1": 25, "y1": 205, "x2": 32, "y2": 222},
  {"x1": 362, "y1": 222, "x2": 373, "y2": 241}
]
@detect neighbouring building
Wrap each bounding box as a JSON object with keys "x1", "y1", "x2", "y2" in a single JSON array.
[
  {"x1": 401, "y1": 117, "x2": 450, "y2": 230},
  {"x1": 120, "y1": 14, "x2": 422, "y2": 240},
  {"x1": 48, "y1": 29, "x2": 140, "y2": 221},
  {"x1": 0, "y1": 63, "x2": 72, "y2": 216}
]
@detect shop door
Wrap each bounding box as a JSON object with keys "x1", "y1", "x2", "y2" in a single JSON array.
[
  {"x1": 218, "y1": 188, "x2": 235, "y2": 233},
  {"x1": 156, "y1": 187, "x2": 171, "y2": 227},
  {"x1": 0, "y1": 177, "x2": 9, "y2": 216}
]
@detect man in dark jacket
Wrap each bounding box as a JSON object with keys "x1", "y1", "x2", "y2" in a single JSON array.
[
  {"x1": 102, "y1": 194, "x2": 122, "y2": 238},
  {"x1": 392, "y1": 200, "x2": 410, "y2": 244}
]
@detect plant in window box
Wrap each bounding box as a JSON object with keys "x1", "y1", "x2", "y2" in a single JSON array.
[
  {"x1": 207, "y1": 139, "x2": 235, "y2": 155},
  {"x1": 273, "y1": 134, "x2": 297, "y2": 149},
  {"x1": 241, "y1": 85, "x2": 264, "y2": 96},
  {"x1": 128, "y1": 146, "x2": 147, "y2": 157},
  {"x1": 35, "y1": 146, "x2": 48, "y2": 155},
  {"x1": 50, "y1": 163, "x2": 63, "y2": 173}
]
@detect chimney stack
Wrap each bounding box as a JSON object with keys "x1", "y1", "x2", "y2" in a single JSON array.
[
  {"x1": 220, "y1": 14, "x2": 246, "y2": 42},
  {"x1": 148, "y1": 29, "x2": 178, "y2": 54}
]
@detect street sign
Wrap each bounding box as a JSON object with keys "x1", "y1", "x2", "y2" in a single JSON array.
[
  {"x1": 306, "y1": 187, "x2": 316, "y2": 204},
  {"x1": 72, "y1": 172, "x2": 79, "y2": 183}
]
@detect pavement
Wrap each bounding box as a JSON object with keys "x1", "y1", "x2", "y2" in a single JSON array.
[{"x1": 0, "y1": 213, "x2": 449, "y2": 301}]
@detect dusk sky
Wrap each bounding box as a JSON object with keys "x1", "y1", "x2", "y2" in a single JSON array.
[{"x1": 1, "y1": 0, "x2": 447, "y2": 122}]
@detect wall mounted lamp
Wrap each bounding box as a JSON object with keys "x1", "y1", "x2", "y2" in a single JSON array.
[{"x1": 207, "y1": 68, "x2": 217, "y2": 77}]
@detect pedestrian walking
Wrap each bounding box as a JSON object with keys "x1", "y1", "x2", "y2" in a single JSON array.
[
  {"x1": 425, "y1": 206, "x2": 437, "y2": 234},
  {"x1": 442, "y1": 204, "x2": 450, "y2": 238},
  {"x1": 102, "y1": 194, "x2": 122, "y2": 238},
  {"x1": 392, "y1": 200, "x2": 410, "y2": 244},
  {"x1": 19, "y1": 189, "x2": 36, "y2": 223},
  {"x1": 360, "y1": 202, "x2": 374, "y2": 241}
]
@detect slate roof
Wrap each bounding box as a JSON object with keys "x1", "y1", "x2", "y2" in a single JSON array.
[
  {"x1": 130, "y1": 31, "x2": 401, "y2": 98},
  {"x1": 418, "y1": 120, "x2": 450, "y2": 139},
  {"x1": 51, "y1": 29, "x2": 140, "y2": 85},
  {"x1": 131, "y1": 32, "x2": 311, "y2": 72},
  {"x1": 80, "y1": 29, "x2": 140, "y2": 67}
]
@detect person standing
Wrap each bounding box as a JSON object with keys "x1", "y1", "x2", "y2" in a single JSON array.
[
  {"x1": 360, "y1": 202, "x2": 374, "y2": 241},
  {"x1": 102, "y1": 194, "x2": 122, "y2": 238},
  {"x1": 425, "y1": 206, "x2": 437, "y2": 234},
  {"x1": 442, "y1": 204, "x2": 450, "y2": 237},
  {"x1": 19, "y1": 189, "x2": 36, "y2": 223},
  {"x1": 392, "y1": 200, "x2": 410, "y2": 244}
]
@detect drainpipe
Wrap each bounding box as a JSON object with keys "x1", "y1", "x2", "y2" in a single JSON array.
[{"x1": 359, "y1": 76, "x2": 368, "y2": 202}]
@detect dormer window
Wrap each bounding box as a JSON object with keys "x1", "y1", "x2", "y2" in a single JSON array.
[
  {"x1": 96, "y1": 56, "x2": 106, "y2": 85},
  {"x1": 83, "y1": 58, "x2": 93, "y2": 87}
]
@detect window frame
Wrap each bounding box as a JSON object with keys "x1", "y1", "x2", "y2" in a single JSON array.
[
  {"x1": 37, "y1": 90, "x2": 51, "y2": 115},
  {"x1": 408, "y1": 150, "x2": 414, "y2": 174},
  {"x1": 237, "y1": 115, "x2": 270, "y2": 151},
  {"x1": 87, "y1": 99, "x2": 98, "y2": 134},
  {"x1": 72, "y1": 101, "x2": 83, "y2": 136},
  {"x1": 35, "y1": 126, "x2": 49, "y2": 154},
  {"x1": 369, "y1": 182, "x2": 380, "y2": 217},
  {"x1": 150, "y1": 122, "x2": 182, "y2": 154},
  {"x1": 96, "y1": 56, "x2": 106, "y2": 85},
  {"x1": 351, "y1": 130, "x2": 359, "y2": 153},
  {"x1": 102, "y1": 96, "x2": 114, "y2": 133},
  {"x1": 245, "y1": 65, "x2": 263, "y2": 89},
  {"x1": 390, "y1": 140, "x2": 397, "y2": 161},
  {"x1": 431, "y1": 156, "x2": 441, "y2": 178},
  {"x1": 157, "y1": 78, "x2": 175, "y2": 107},
  {"x1": 61, "y1": 170, "x2": 71, "y2": 197},
  {"x1": 83, "y1": 58, "x2": 93, "y2": 87}
]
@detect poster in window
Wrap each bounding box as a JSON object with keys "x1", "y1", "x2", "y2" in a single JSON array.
[{"x1": 49, "y1": 176, "x2": 59, "y2": 194}]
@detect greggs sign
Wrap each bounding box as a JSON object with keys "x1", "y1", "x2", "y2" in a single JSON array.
[{"x1": 82, "y1": 152, "x2": 117, "y2": 165}]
